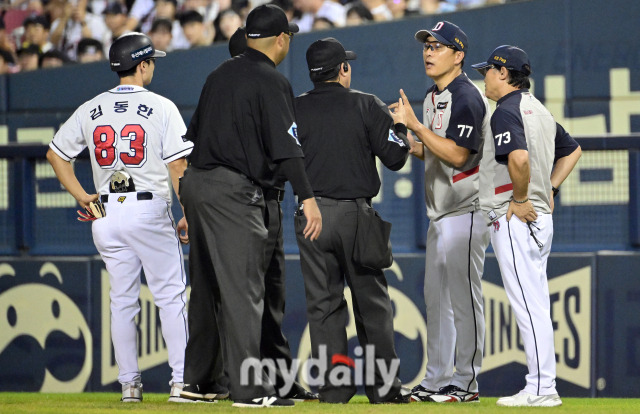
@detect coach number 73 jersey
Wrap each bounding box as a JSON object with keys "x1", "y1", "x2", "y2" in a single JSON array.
[{"x1": 50, "y1": 85, "x2": 193, "y2": 203}]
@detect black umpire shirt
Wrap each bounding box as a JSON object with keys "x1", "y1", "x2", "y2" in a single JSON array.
[
  {"x1": 295, "y1": 82, "x2": 410, "y2": 199},
  {"x1": 186, "y1": 48, "x2": 304, "y2": 191}
]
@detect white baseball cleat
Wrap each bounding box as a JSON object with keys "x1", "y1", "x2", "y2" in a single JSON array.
[
  {"x1": 121, "y1": 382, "x2": 142, "y2": 403},
  {"x1": 168, "y1": 382, "x2": 200, "y2": 403},
  {"x1": 496, "y1": 391, "x2": 562, "y2": 407}
]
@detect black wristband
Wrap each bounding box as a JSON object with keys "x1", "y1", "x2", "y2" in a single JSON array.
[
  {"x1": 552, "y1": 186, "x2": 559, "y2": 198},
  {"x1": 394, "y1": 123, "x2": 408, "y2": 136}
]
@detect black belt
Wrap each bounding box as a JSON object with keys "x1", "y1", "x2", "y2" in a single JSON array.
[
  {"x1": 263, "y1": 188, "x2": 285, "y2": 202},
  {"x1": 315, "y1": 196, "x2": 372, "y2": 205},
  {"x1": 100, "y1": 192, "x2": 153, "y2": 203}
]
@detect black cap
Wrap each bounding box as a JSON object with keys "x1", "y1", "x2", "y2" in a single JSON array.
[
  {"x1": 179, "y1": 10, "x2": 204, "y2": 26},
  {"x1": 229, "y1": 26, "x2": 247, "y2": 57},
  {"x1": 415, "y1": 21, "x2": 468, "y2": 52},
  {"x1": 306, "y1": 37, "x2": 356, "y2": 74},
  {"x1": 246, "y1": 4, "x2": 298, "y2": 39},
  {"x1": 23, "y1": 14, "x2": 51, "y2": 30},
  {"x1": 103, "y1": 2, "x2": 127, "y2": 15},
  {"x1": 471, "y1": 45, "x2": 531, "y2": 75}
]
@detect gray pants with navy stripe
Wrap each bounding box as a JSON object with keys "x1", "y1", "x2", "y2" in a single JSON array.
[{"x1": 421, "y1": 210, "x2": 490, "y2": 393}]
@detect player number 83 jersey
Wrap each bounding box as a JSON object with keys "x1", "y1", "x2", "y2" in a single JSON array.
[{"x1": 50, "y1": 85, "x2": 193, "y2": 203}]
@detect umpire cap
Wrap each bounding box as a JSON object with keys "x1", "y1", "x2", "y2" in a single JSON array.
[
  {"x1": 109, "y1": 32, "x2": 166, "y2": 72},
  {"x1": 246, "y1": 4, "x2": 298, "y2": 39}
]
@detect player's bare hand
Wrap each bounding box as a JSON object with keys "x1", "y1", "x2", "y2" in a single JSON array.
[
  {"x1": 399, "y1": 89, "x2": 419, "y2": 131},
  {"x1": 176, "y1": 217, "x2": 189, "y2": 244},
  {"x1": 388, "y1": 97, "x2": 406, "y2": 125},
  {"x1": 507, "y1": 199, "x2": 537, "y2": 222},
  {"x1": 78, "y1": 193, "x2": 99, "y2": 211},
  {"x1": 302, "y1": 197, "x2": 322, "y2": 241}
]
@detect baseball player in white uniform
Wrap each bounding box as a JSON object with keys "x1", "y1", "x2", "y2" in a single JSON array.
[
  {"x1": 395, "y1": 21, "x2": 491, "y2": 403},
  {"x1": 472, "y1": 45, "x2": 581, "y2": 407},
  {"x1": 46, "y1": 33, "x2": 192, "y2": 403}
]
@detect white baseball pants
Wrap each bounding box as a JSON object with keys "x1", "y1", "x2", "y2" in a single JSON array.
[
  {"x1": 491, "y1": 213, "x2": 557, "y2": 396},
  {"x1": 92, "y1": 193, "x2": 188, "y2": 385}
]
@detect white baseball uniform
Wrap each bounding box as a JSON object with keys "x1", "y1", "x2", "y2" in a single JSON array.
[
  {"x1": 50, "y1": 84, "x2": 193, "y2": 385},
  {"x1": 419, "y1": 73, "x2": 491, "y2": 393},
  {"x1": 479, "y1": 89, "x2": 579, "y2": 396}
]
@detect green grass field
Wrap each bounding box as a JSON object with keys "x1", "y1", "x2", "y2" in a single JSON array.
[{"x1": 1, "y1": 394, "x2": 639, "y2": 413}]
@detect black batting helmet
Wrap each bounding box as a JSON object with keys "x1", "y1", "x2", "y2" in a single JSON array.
[{"x1": 109, "y1": 32, "x2": 166, "y2": 72}]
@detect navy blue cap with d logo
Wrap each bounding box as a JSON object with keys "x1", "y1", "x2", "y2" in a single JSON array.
[{"x1": 414, "y1": 21, "x2": 468, "y2": 52}]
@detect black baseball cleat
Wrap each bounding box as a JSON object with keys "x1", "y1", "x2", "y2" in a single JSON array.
[
  {"x1": 410, "y1": 383, "x2": 438, "y2": 402},
  {"x1": 180, "y1": 383, "x2": 229, "y2": 401},
  {"x1": 280, "y1": 385, "x2": 319, "y2": 402},
  {"x1": 232, "y1": 396, "x2": 295, "y2": 408},
  {"x1": 427, "y1": 385, "x2": 480, "y2": 403}
]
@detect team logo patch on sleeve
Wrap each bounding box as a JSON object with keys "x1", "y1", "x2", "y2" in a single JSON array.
[
  {"x1": 388, "y1": 129, "x2": 406, "y2": 147},
  {"x1": 288, "y1": 122, "x2": 301, "y2": 146}
]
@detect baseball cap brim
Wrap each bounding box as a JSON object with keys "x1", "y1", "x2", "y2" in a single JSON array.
[
  {"x1": 345, "y1": 50, "x2": 357, "y2": 60},
  {"x1": 287, "y1": 22, "x2": 300, "y2": 34},
  {"x1": 153, "y1": 50, "x2": 167, "y2": 58},
  {"x1": 470, "y1": 61, "x2": 491, "y2": 70},
  {"x1": 414, "y1": 29, "x2": 453, "y2": 46}
]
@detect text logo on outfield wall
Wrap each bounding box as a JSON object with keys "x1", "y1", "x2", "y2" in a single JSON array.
[
  {"x1": 295, "y1": 263, "x2": 591, "y2": 390},
  {"x1": 482, "y1": 266, "x2": 591, "y2": 389}
]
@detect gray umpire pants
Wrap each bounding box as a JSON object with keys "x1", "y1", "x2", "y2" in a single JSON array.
[
  {"x1": 180, "y1": 166, "x2": 274, "y2": 400},
  {"x1": 295, "y1": 197, "x2": 401, "y2": 403},
  {"x1": 182, "y1": 185, "x2": 297, "y2": 396}
]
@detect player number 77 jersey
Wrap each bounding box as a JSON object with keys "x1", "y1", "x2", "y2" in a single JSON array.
[{"x1": 50, "y1": 85, "x2": 193, "y2": 203}]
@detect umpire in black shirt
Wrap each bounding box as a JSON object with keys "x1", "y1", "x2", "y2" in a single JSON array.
[
  {"x1": 179, "y1": 4, "x2": 322, "y2": 408},
  {"x1": 294, "y1": 37, "x2": 410, "y2": 404}
]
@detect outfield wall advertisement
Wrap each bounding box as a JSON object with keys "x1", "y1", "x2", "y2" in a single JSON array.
[{"x1": 1, "y1": 253, "x2": 635, "y2": 397}]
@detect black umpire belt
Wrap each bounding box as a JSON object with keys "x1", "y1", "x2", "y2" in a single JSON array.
[
  {"x1": 100, "y1": 192, "x2": 153, "y2": 203},
  {"x1": 263, "y1": 188, "x2": 285, "y2": 202}
]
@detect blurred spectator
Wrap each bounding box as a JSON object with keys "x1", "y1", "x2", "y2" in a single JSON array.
[
  {"x1": 0, "y1": 16, "x2": 17, "y2": 54},
  {"x1": 39, "y1": 48, "x2": 70, "y2": 68},
  {"x1": 154, "y1": 0, "x2": 190, "y2": 51},
  {"x1": 149, "y1": 18, "x2": 173, "y2": 52},
  {"x1": 125, "y1": 0, "x2": 154, "y2": 32},
  {"x1": 179, "y1": 9, "x2": 213, "y2": 48},
  {"x1": 213, "y1": 8, "x2": 242, "y2": 43},
  {"x1": 346, "y1": 2, "x2": 373, "y2": 25},
  {"x1": 16, "y1": 43, "x2": 39, "y2": 71},
  {"x1": 0, "y1": 48, "x2": 16, "y2": 74},
  {"x1": 361, "y1": 0, "x2": 392, "y2": 20},
  {"x1": 102, "y1": 1, "x2": 130, "y2": 55},
  {"x1": 270, "y1": 0, "x2": 295, "y2": 21},
  {"x1": 22, "y1": 14, "x2": 54, "y2": 53},
  {"x1": 311, "y1": 16, "x2": 334, "y2": 31},
  {"x1": 76, "y1": 37, "x2": 105, "y2": 62},
  {"x1": 292, "y1": 0, "x2": 346, "y2": 33},
  {"x1": 387, "y1": 0, "x2": 418, "y2": 18},
  {"x1": 420, "y1": 0, "x2": 456, "y2": 14},
  {"x1": 183, "y1": 0, "x2": 220, "y2": 23},
  {"x1": 49, "y1": 0, "x2": 108, "y2": 61}
]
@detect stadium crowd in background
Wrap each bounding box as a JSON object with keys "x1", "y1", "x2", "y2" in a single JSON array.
[{"x1": 0, "y1": 0, "x2": 513, "y2": 73}]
